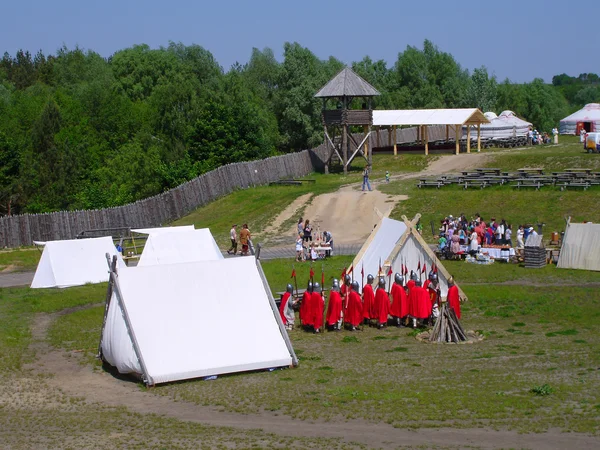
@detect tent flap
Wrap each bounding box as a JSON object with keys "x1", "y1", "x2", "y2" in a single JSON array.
[{"x1": 557, "y1": 223, "x2": 600, "y2": 271}]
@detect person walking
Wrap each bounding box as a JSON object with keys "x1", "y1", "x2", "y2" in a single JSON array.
[
  {"x1": 227, "y1": 224, "x2": 238, "y2": 255},
  {"x1": 303, "y1": 219, "x2": 312, "y2": 243},
  {"x1": 362, "y1": 165, "x2": 372, "y2": 191},
  {"x1": 239, "y1": 223, "x2": 251, "y2": 256}
]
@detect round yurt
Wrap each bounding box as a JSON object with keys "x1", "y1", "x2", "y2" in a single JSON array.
[
  {"x1": 559, "y1": 103, "x2": 600, "y2": 135},
  {"x1": 473, "y1": 110, "x2": 532, "y2": 139}
]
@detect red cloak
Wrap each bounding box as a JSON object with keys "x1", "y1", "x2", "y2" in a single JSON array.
[
  {"x1": 447, "y1": 285, "x2": 461, "y2": 319},
  {"x1": 345, "y1": 291, "x2": 363, "y2": 327},
  {"x1": 362, "y1": 284, "x2": 375, "y2": 320},
  {"x1": 300, "y1": 291, "x2": 313, "y2": 326},
  {"x1": 423, "y1": 279, "x2": 430, "y2": 290},
  {"x1": 311, "y1": 292, "x2": 325, "y2": 329},
  {"x1": 428, "y1": 286, "x2": 438, "y2": 307},
  {"x1": 390, "y1": 283, "x2": 408, "y2": 318},
  {"x1": 373, "y1": 288, "x2": 390, "y2": 324},
  {"x1": 326, "y1": 291, "x2": 343, "y2": 326},
  {"x1": 408, "y1": 286, "x2": 431, "y2": 319},
  {"x1": 279, "y1": 292, "x2": 291, "y2": 325},
  {"x1": 407, "y1": 279, "x2": 415, "y2": 291}
]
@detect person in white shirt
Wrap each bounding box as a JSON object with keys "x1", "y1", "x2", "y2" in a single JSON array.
[
  {"x1": 505, "y1": 225, "x2": 513, "y2": 247},
  {"x1": 469, "y1": 228, "x2": 479, "y2": 255},
  {"x1": 227, "y1": 224, "x2": 237, "y2": 255}
]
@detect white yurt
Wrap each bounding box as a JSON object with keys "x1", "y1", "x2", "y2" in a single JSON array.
[
  {"x1": 559, "y1": 103, "x2": 600, "y2": 135},
  {"x1": 471, "y1": 110, "x2": 532, "y2": 139}
]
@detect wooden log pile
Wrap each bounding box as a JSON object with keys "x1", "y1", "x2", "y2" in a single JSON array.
[
  {"x1": 429, "y1": 303, "x2": 467, "y2": 343},
  {"x1": 524, "y1": 234, "x2": 546, "y2": 269}
]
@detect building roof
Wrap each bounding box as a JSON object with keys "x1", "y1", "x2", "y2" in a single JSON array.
[
  {"x1": 373, "y1": 108, "x2": 489, "y2": 127},
  {"x1": 560, "y1": 103, "x2": 600, "y2": 123},
  {"x1": 314, "y1": 67, "x2": 380, "y2": 98}
]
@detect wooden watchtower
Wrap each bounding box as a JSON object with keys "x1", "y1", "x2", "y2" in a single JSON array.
[{"x1": 314, "y1": 67, "x2": 380, "y2": 174}]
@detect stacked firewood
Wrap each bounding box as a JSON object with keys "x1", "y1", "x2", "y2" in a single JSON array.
[{"x1": 429, "y1": 303, "x2": 467, "y2": 343}]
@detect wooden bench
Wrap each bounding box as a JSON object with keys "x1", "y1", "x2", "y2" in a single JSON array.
[
  {"x1": 518, "y1": 168, "x2": 544, "y2": 175},
  {"x1": 475, "y1": 168, "x2": 501, "y2": 175},
  {"x1": 565, "y1": 168, "x2": 592, "y2": 174},
  {"x1": 270, "y1": 180, "x2": 302, "y2": 186},
  {"x1": 418, "y1": 180, "x2": 444, "y2": 188},
  {"x1": 512, "y1": 180, "x2": 541, "y2": 190},
  {"x1": 463, "y1": 180, "x2": 488, "y2": 189},
  {"x1": 560, "y1": 182, "x2": 590, "y2": 191}
]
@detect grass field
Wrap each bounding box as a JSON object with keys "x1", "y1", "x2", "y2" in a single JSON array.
[{"x1": 1, "y1": 138, "x2": 599, "y2": 446}]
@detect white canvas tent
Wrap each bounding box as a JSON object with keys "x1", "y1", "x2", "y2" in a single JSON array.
[
  {"x1": 137, "y1": 228, "x2": 223, "y2": 267},
  {"x1": 474, "y1": 110, "x2": 532, "y2": 139},
  {"x1": 31, "y1": 236, "x2": 126, "y2": 289},
  {"x1": 131, "y1": 225, "x2": 195, "y2": 235},
  {"x1": 559, "y1": 103, "x2": 600, "y2": 135},
  {"x1": 352, "y1": 216, "x2": 407, "y2": 282},
  {"x1": 99, "y1": 256, "x2": 297, "y2": 385},
  {"x1": 556, "y1": 221, "x2": 600, "y2": 271}
]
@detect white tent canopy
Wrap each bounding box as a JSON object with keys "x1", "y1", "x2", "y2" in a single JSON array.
[
  {"x1": 352, "y1": 217, "x2": 407, "y2": 282},
  {"x1": 475, "y1": 110, "x2": 532, "y2": 139},
  {"x1": 559, "y1": 103, "x2": 600, "y2": 135},
  {"x1": 131, "y1": 225, "x2": 195, "y2": 235},
  {"x1": 137, "y1": 228, "x2": 223, "y2": 267},
  {"x1": 31, "y1": 237, "x2": 126, "y2": 289},
  {"x1": 556, "y1": 222, "x2": 600, "y2": 271},
  {"x1": 373, "y1": 108, "x2": 489, "y2": 127},
  {"x1": 100, "y1": 257, "x2": 297, "y2": 385}
]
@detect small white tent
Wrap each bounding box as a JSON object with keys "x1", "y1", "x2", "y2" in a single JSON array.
[
  {"x1": 475, "y1": 110, "x2": 532, "y2": 139},
  {"x1": 556, "y1": 222, "x2": 600, "y2": 271},
  {"x1": 559, "y1": 103, "x2": 600, "y2": 135},
  {"x1": 99, "y1": 257, "x2": 297, "y2": 385},
  {"x1": 131, "y1": 225, "x2": 195, "y2": 235},
  {"x1": 352, "y1": 216, "x2": 407, "y2": 281},
  {"x1": 137, "y1": 229, "x2": 223, "y2": 267},
  {"x1": 31, "y1": 237, "x2": 126, "y2": 289}
]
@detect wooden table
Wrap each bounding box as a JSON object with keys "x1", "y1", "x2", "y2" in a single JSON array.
[
  {"x1": 475, "y1": 168, "x2": 501, "y2": 175},
  {"x1": 517, "y1": 168, "x2": 544, "y2": 175},
  {"x1": 565, "y1": 168, "x2": 592, "y2": 174}
]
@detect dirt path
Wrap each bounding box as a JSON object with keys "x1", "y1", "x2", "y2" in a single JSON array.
[{"x1": 24, "y1": 308, "x2": 600, "y2": 449}]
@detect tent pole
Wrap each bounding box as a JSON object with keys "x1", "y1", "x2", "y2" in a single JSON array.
[
  {"x1": 477, "y1": 123, "x2": 481, "y2": 152},
  {"x1": 455, "y1": 125, "x2": 460, "y2": 155},
  {"x1": 424, "y1": 125, "x2": 429, "y2": 155},
  {"x1": 111, "y1": 271, "x2": 154, "y2": 386},
  {"x1": 466, "y1": 125, "x2": 471, "y2": 154},
  {"x1": 393, "y1": 125, "x2": 397, "y2": 156},
  {"x1": 97, "y1": 254, "x2": 118, "y2": 359}
]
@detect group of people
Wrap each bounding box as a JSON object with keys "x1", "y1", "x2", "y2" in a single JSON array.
[
  {"x1": 227, "y1": 223, "x2": 252, "y2": 256},
  {"x1": 295, "y1": 217, "x2": 333, "y2": 262},
  {"x1": 528, "y1": 128, "x2": 558, "y2": 145},
  {"x1": 278, "y1": 270, "x2": 461, "y2": 333},
  {"x1": 438, "y1": 213, "x2": 540, "y2": 257}
]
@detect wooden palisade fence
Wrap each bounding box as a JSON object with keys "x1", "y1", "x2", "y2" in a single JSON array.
[{"x1": 0, "y1": 149, "x2": 325, "y2": 248}]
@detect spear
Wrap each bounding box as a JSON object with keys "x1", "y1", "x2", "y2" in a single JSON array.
[
  {"x1": 291, "y1": 265, "x2": 298, "y2": 298},
  {"x1": 361, "y1": 263, "x2": 364, "y2": 290},
  {"x1": 387, "y1": 265, "x2": 393, "y2": 295}
]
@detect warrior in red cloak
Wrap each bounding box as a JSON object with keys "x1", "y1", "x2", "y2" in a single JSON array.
[
  {"x1": 373, "y1": 277, "x2": 390, "y2": 329},
  {"x1": 447, "y1": 276, "x2": 461, "y2": 319},
  {"x1": 325, "y1": 279, "x2": 343, "y2": 331},
  {"x1": 362, "y1": 274, "x2": 375, "y2": 325},
  {"x1": 390, "y1": 273, "x2": 408, "y2": 327}
]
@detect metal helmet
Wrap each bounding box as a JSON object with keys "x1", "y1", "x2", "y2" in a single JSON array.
[
  {"x1": 344, "y1": 274, "x2": 351, "y2": 284},
  {"x1": 332, "y1": 279, "x2": 340, "y2": 292},
  {"x1": 378, "y1": 277, "x2": 386, "y2": 289},
  {"x1": 410, "y1": 270, "x2": 418, "y2": 281},
  {"x1": 351, "y1": 280, "x2": 360, "y2": 291},
  {"x1": 428, "y1": 270, "x2": 436, "y2": 281},
  {"x1": 415, "y1": 279, "x2": 422, "y2": 287},
  {"x1": 430, "y1": 273, "x2": 438, "y2": 283},
  {"x1": 366, "y1": 274, "x2": 374, "y2": 284},
  {"x1": 394, "y1": 273, "x2": 404, "y2": 284},
  {"x1": 313, "y1": 282, "x2": 322, "y2": 293},
  {"x1": 448, "y1": 276, "x2": 455, "y2": 286},
  {"x1": 286, "y1": 284, "x2": 294, "y2": 294},
  {"x1": 307, "y1": 281, "x2": 314, "y2": 293}
]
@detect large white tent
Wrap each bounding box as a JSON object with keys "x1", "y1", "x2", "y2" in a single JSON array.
[
  {"x1": 352, "y1": 216, "x2": 407, "y2": 281},
  {"x1": 99, "y1": 257, "x2": 297, "y2": 385},
  {"x1": 556, "y1": 222, "x2": 600, "y2": 271},
  {"x1": 31, "y1": 236, "x2": 126, "y2": 289},
  {"x1": 137, "y1": 228, "x2": 223, "y2": 267},
  {"x1": 474, "y1": 110, "x2": 532, "y2": 139},
  {"x1": 559, "y1": 103, "x2": 600, "y2": 135},
  {"x1": 131, "y1": 225, "x2": 195, "y2": 235}
]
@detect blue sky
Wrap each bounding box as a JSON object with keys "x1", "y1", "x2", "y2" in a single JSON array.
[{"x1": 2, "y1": 0, "x2": 597, "y2": 83}]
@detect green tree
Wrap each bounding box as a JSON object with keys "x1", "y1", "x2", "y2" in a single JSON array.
[{"x1": 466, "y1": 66, "x2": 498, "y2": 111}]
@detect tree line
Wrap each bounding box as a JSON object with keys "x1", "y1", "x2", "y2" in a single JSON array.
[{"x1": 0, "y1": 40, "x2": 597, "y2": 215}]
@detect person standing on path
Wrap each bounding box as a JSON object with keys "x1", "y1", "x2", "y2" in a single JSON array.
[
  {"x1": 227, "y1": 224, "x2": 238, "y2": 255},
  {"x1": 239, "y1": 223, "x2": 251, "y2": 256},
  {"x1": 362, "y1": 165, "x2": 372, "y2": 191}
]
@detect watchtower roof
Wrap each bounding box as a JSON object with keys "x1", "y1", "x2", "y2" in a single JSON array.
[{"x1": 314, "y1": 67, "x2": 380, "y2": 98}]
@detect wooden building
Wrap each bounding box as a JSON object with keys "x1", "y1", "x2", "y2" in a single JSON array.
[{"x1": 314, "y1": 67, "x2": 380, "y2": 174}]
